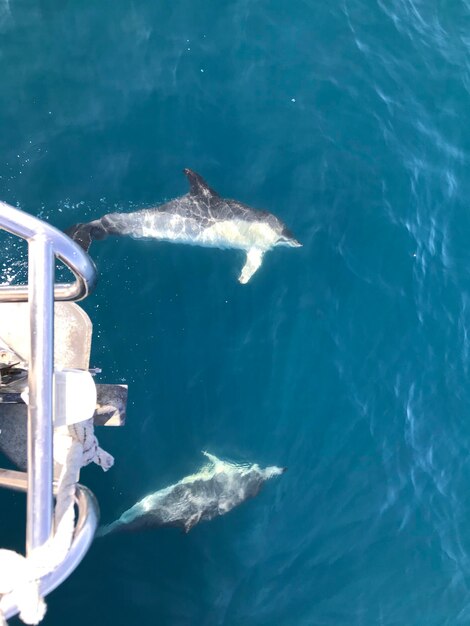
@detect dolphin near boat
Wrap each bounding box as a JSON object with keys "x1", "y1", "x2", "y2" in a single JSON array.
[
  {"x1": 66, "y1": 169, "x2": 301, "y2": 283},
  {"x1": 96, "y1": 452, "x2": 286, "y2": 536}
]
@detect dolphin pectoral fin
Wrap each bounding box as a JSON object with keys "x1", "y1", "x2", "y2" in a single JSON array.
[
  {"x1": 239, "y1": 249, "x2": 264, "y2": 284},
  {"x1": 184, "y1": 512, "x2": 201, "y2": 533}
]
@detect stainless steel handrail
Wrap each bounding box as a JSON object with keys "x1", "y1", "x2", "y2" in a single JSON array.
[
  {"x1": 27, "y1": 234, "x2": 54, "y2": 552},
  {"x1": 0, "y1": 201, "x2": 97, "y2": 302},
  {"x1": 0, "y1": 471, "x2": 99, "y2": 621},
  {"x1": 0, "y1": 202, "x2": 98, "y2": 618}
]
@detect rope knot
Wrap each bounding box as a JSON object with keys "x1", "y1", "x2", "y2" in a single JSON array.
[{"x1": 0, "y1": 550, "x2": 46, "y2": 625}]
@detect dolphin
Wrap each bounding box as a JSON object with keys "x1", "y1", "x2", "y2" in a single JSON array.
[
  {"x1": 96, "y1": 451, "x2": 285, "y2": 536},
  {"x1": 66, "y1": 169, "x2": 301, "y2": 283}
]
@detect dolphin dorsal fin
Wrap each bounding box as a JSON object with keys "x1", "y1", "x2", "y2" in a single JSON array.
[
  {"x1": 202, "y1": 450, "x2": 221, "y2": 465},
  {"x1": 183, "y1": 168, "x2": 220, "y2": 199}
]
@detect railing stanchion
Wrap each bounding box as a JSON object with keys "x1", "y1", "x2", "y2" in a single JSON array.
[{"x1": 26, "y1": 235, "x2": 54, "y2": 554}]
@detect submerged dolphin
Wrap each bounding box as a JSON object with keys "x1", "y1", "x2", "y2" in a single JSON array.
[
  {"x1": 97, "y1": 452, "x2": 285, "y2": 536},
  {"x1": 66, "y1": 169, "x2": 301, "y2": 283}
]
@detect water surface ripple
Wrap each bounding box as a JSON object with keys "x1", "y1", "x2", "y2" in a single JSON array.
[{"x1": 1, "y1": 1, "x2": 470, "y2": 625}]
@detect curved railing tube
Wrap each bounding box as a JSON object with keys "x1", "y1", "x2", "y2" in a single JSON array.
[
  {"x1": 0, "y1": 472, "x2": 99, "y2": 621},
  {"x1": 0, "y1": 201, "x2": 97, "y2": 302}
]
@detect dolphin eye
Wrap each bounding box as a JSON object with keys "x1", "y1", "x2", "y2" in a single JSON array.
[{"x1": 281, "y1": 226, "x2": 295, "y2": 240}]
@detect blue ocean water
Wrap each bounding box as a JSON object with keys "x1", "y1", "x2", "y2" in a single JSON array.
[{"x1": 2, "y1": 0, "x2": 470, "y2": 624}]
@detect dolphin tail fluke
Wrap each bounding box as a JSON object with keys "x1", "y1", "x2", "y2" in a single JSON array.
[
  {"x1": 95, "y1": 525, "x2": 110, "y2": 538},
  {"x1": 95, "y1": 521, "x2": 118, "y2": 538},
  {"x1": 64, "y1": 219, "x2": 108, "y2": 252}
]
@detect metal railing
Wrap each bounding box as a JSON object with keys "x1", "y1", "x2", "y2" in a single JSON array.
[
  {"x1": 0, "y1": 202, "x2": 98, "y2": 617},
  {"x1": 0, "y1": 201, "x2": 96, "y2": 302},
  {"x1": 0, "y1": 471, "x2": 99, "y2": 621}
]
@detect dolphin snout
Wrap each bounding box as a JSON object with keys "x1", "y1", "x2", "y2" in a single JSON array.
[{"x1": 279, "y1": 226, "x2": 302, "y2": 248}]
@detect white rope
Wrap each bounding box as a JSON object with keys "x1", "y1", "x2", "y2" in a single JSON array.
[
  {"x1": 0, "y1": 550, "x2": 46, "y2": 625},
  {"x1": 0, "y1": 419, "x2": 113, "y2": 625}
]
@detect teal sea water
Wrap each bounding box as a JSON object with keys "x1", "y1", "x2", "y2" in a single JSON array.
[{"x1": 2, "y1": 1, "x2": 470, "y2": 624}]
